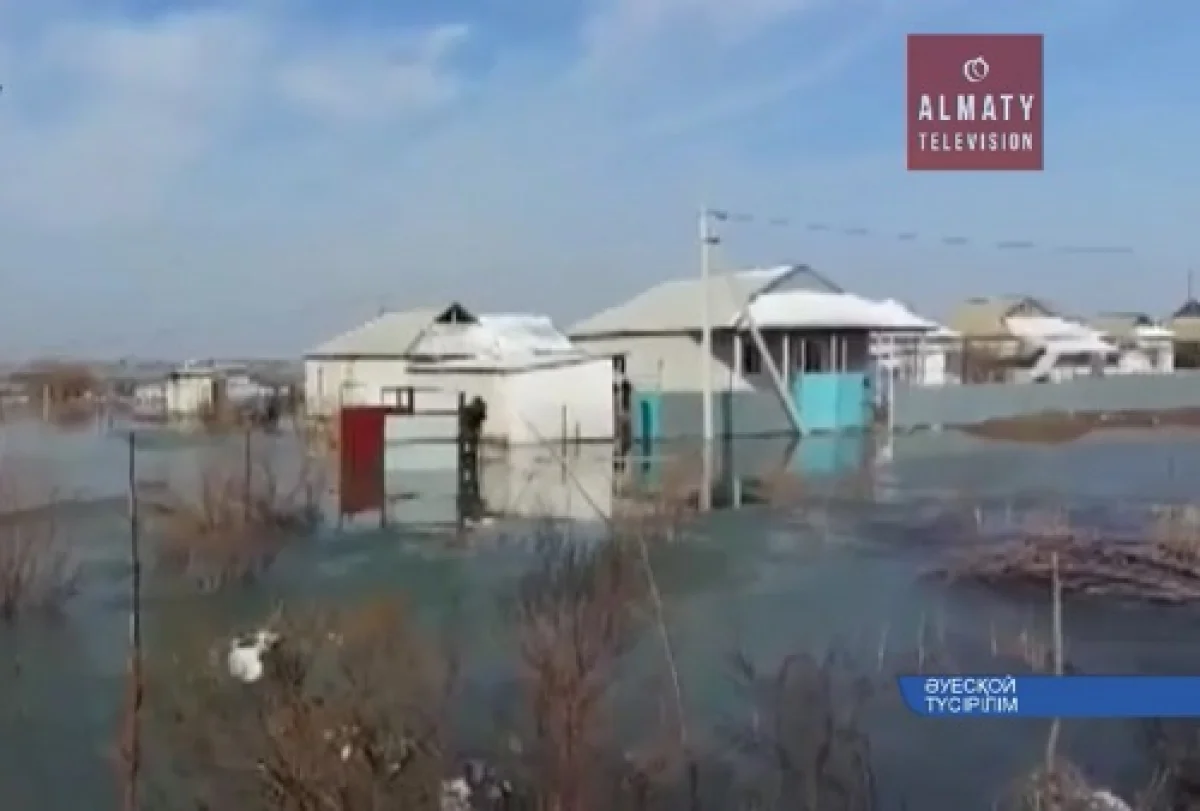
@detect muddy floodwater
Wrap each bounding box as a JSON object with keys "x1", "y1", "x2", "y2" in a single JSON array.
[{"x1": 3, "y1": 417, "x2": 1200, "y2": 809}]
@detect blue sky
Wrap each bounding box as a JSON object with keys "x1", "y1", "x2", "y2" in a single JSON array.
[{"x1": 0, "y1": 0, "x2": 1197, "y2": 358}]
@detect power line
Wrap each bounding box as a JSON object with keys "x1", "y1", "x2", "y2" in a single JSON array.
[{"x1": 706, "y1": 208, "x2": 1136, "y2": 255}]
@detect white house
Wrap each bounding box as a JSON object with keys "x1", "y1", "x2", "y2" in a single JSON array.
[
  {"x1": 1002, "y1": 315, "x2": 1118, "y2": 382},
  {"x1": 163, "y1": 361, "x2": 269, "y2": 417},
  {"x1": 568, "y1": 264, "x2": 935, "y2": 439},
  {"x1": 164, "y1": 362, "x2": 227, "y2": 417},
  {"x1": 871, "y1": 305, "x2": 961, "y2": 387},
  {"x1": 1090, "y1": 313, "x2": 1175, "y2": 374},
  {"x1": 132, "y1": 380, "x2": 166, "y2": 417},
  {"x1": 304, "y1": 302, "x2": 614, "y2": 446},
  {"x1": 947, "y1": 296, "x2": 1132, "y2": 383}
]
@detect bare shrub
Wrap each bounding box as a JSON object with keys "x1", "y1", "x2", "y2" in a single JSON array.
[
  {"x1": 506, "y1": 527, "x2": 652, "y2": 811},
  {"x1": 723, "y1": 650, "x2": 878, "y2": 811},
  {"x1": 612, "y1": 453, "x2": 701, "y2": 544},
  {"x1": 12, "y1": 360, "x2": 101, "y2": 404},
  {"x1": 928, "y1": 506, "x2": 1200, "y2": 603},
  {"x1": 1143, "y1": 719, "x2": 1200, "y2": 808},
  {"x1": 144, "y1": 598, "x2": 454, "y2": 810},
  {"x1": 1148, "y1": 505, "x2": 1200, "y2": 562},
  {"x1": 149, "y1": 435, "x2": 322, "y2": 590},
  {"x1": 0, "y1": 462, "x2": 79, "y2": 622}
]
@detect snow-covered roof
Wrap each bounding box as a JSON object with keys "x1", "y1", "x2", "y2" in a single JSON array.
[
  {"x1": 409, "y1": 314, "x2": 589, "y2": 370},
  {"x1": 1005, "y1": 315, "x2": 1115, "y2": 353},
  {"x1": 746, "y1": 290, "x2": 937, "y2": 331},
  {"x1": 476, "y1": 314, "x2": 578, "y2": 355}
]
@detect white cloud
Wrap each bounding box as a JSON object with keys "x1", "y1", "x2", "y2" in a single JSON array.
[
  {"x1": 0, "y1": 8, "x2": 469, "y2": 229},
  {"x1": 585, "y1": 0, "x2": 813, "y2": 55},
  {"x1": 0, "y1": 0, "x2": 1177, "y2": 359},
  {"x1": 274, "y1": 23, "x2": 469, "y2": 122}
]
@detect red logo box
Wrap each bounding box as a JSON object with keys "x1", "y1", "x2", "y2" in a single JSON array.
[{"x1": 907, "y1": 34, "x2": 1043, "y2": 171}]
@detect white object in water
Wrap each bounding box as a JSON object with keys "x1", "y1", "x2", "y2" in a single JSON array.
[
  {"x1": 1087, "y1": 790, "x2": 1132, "y2": 811},
  {"x1": 440, "y1": 777, "x2": 471, "y2": 810},
  {"x1": 227, "y1": 629, "x2": 281, "y2": 683}
]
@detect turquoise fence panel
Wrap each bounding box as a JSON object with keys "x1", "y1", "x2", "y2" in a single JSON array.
[
  {"x1": 794, "y1": 372, "x2": 869, "y2": 433},
  {"x1": 632, "y1": 390, "x2": 663, "y2": 443},
  {"x1": 794, "y1": 373, "x2": 837, "y2": 432},
  {"x1": 837, "y1": 373, "x2": 870, "y2": 430}
]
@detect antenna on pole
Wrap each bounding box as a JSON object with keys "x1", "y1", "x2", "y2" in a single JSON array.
[{"x1": 1188, "y1": 269, "x2": 1194, "y2": 301}]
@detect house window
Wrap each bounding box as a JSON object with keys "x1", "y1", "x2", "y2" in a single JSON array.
[
  {"x1": 382, "y1": 386, "x2": 415, "y2": 414},
  {"x1": 612, "y1": 354, "x2": 627, "y2": 376},
  {"x1": 743, "y1": 342, "x2": 762, "y2": 375}
]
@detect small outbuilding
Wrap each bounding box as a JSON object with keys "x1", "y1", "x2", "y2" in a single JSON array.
[{"x1": 304, "y1": 302, "x2": 613, "y2": 446}]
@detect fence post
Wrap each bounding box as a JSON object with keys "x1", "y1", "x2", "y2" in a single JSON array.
[
  {"x1": 121, "y1": 431, "x2": 143, "y2": 811},
  {"x1": 243, "y1": 428, "x2": 252, "y2": 523}
]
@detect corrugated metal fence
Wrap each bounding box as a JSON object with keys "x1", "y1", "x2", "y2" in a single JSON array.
[{"x1": 893, "y1": 373, "x2": 1200, "y2": 429}]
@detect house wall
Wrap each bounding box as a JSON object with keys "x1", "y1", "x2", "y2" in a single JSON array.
[
  {"x1": 165, "y1": 375, "x2": 214, "y2": 416},
  {"x1": 652, "y1": 391, "x2": 795, "y2": 440},
  {"x1": 574, "y1": 333, "x2": 721, "y2": 391},
  {"x1": 500, "y1": 358, "x2": 614, "y2": 445},
  {"x1": 305, "y1": 358, "x2": 494, "y2": 420},
  {"x1": 304, "y1": 358, "x2": 411, "y2": 416},
  {"x1": 579, "y1": 330, "x2": 873, "y2": 439},
  {"x1": 403, "y1": 368, "x2": 500, "y2": 441},
  {"x1": 134, "y1": 382, "x2": 165, "y2": 408},
  {"x1": 892, "y1": 373, "x2": 1200, "y2": 429}
]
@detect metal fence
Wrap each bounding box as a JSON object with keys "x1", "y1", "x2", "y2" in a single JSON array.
[{"x1": 892, "y1": 373, "x2": 1200, "y2": 429}]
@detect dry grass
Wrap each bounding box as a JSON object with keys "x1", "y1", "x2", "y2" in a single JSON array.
[
  {"x1": 964, "y1": 413, "x2": 1095, "y2": 445},
  {"x1": 0, "y1": 462, "x2": 79, "y2": 622},
  {"x1": 742, "y1": 465, "x2": 808, "y2": 507},
  {"x1": 149, "y1": 435, "x2": 323, "y2": 590},
  {"x1": 964, "y1": 408, "x2": 1200, "y2": 446},
  {"x1": 143, "y1": 598, "x2": 454, "y2": 810}
]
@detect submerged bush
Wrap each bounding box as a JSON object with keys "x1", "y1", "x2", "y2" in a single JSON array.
[
  {"x1": 148, "y1": 435, "x2": 323, "y2": 591},
  {"x1": 0, "y1": 463, "x2": 79, "y2": 622}
]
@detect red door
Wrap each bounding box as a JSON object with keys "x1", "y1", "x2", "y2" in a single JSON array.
[{"x1": 338, "y1": 406, "x2": 387, "y2": 515}]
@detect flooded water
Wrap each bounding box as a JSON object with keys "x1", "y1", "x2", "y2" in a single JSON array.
[{"x1": 3, "y1": 417, "x2": 1200, "y2": 809}]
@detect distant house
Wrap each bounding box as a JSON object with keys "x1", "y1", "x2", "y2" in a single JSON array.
[
  {"x1": 946, "y1": 295, "x2": 1057, "y2": 343},
  {"x1": 1168, "y1": 300, "x2": 1200, "y2": 368},
  {"x1": 164, "y1": 362, "x2": 267, "y2": 418},
  {"x1": 947, "y1": 295, "x2": 1116, "y2": 382},
  {"x1": 1089, "y1": 312, "x2": 1174, "y2": 373},
  {"x1": 303, "y1": 301, "x2": 613, "y2": 445},
  {"x1": 568, "y1": 264, "x2": 935, "y2": 438},
  {"x1": 871, "y1": 322, "x2": 961, "y2": 387}
]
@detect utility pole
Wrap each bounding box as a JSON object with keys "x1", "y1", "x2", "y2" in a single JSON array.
[
  {"x1": 699, "y1": 208, "x2": 716, "y2": 511},
  {"x1": 699, "y1": 208, "x2": 715, "y2": 445}
]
